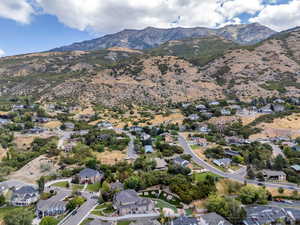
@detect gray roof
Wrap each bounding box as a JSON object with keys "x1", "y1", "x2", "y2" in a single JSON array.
[
  {"x1": 110, "y1": 181, "x2": 124, "y2": 191},
  {"x1": 79, "y1": 168, "x2": 101, "y2": 178},
  {"x1": 262, "y1": 169, "x2": 286, "y2": 177},
  {"x1": 14, "y1": 185, "x2": 38, "y2": 195},
  {"x1": 201, "y1": 212, "x2": 232, "y2": 225},
  {"x1": 37, "y1": 199, "x2": 67, "y2": 211},
  {"x1": 243, "y1": 206, "x2": 287, "y2": 225},
  {"x1": 173, "y1": 216, "x2": 199, "y2": 225},
  {"x1": 114, "y1": 189, "x2": 140, "y2": 204}
]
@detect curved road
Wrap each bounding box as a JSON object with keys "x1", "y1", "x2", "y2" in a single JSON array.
[{"x1": 178, "y1": 134, "x2": 300, "y2": 191}]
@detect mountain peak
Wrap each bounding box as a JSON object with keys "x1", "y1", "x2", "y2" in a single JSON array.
[{"x1": 51, "y1": 23, "x2": 277, "y2": 52}]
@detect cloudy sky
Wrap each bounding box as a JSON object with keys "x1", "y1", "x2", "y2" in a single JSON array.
[{"x1": 0, "y1": 0, "x2": 299, "y2": 56}]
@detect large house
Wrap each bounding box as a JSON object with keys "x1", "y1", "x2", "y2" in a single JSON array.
[
  {"x1": 113, "y1": 189, "x2": 154, "y2": 216},
  {"x1": 213, "y1": 158, "x2": 232, "y2": 168},
  {"x1": 11, "y1": 185, "x2": 39, "y2": 206},
  {"x1": 261, "y1": 170, "x2": 286, "y2": 181},
  {"x1": 172, "y1": 214, "x2": 232, "y2": 225},
  {"x1": 76, "y1": 168, "x2": 104, "y2": 184},
  {"x1": 243, "y1": 206, "x2": 296, "y2": 225},
  {"x1": 36, "y1": 199, "x2": 67, "y2": 218},
  {"x1": 173, "y1": 157, "x2": 189, "y2": 167}
]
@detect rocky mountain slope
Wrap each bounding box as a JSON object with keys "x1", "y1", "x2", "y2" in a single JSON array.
[
  {"x1": 51, "y1": 23, "x2": 276, "y2": 52},
  {"x1": 1, "y1": 28, "x2": 300, "y2": 107}
]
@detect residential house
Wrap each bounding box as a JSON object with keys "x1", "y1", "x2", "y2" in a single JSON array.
[
  {"x1": 172, "y1": 216, "x2": 200, "y2": 225},
  {"x1": 243, "y1": 206, "x2": 295, "y2": 225},
  {"x1": 221, "y1": 109, "x2": 231, "y2": 116},
  {"x1": 197, "y1": 125, "x2": 211, "y2": 134},
  {"x1": 196, "y1": 104, "x2": 207, "y2": 112},
  {"x1": 76, "y1": 168, "x2": 104, "y2": 184},
  {"x1": 188, "y1": 114, "x2": 199, "y2": 121},
  {"x1": 282, "y1": 141, "x2": 295, "y2": 148},
  {"x1": 129, "y1": 126, "x2": 143, "y2": 133},
  {"x1": 271, "y1": 104, "x2": 285, "y2": 113},
  {"x1": 11, "y1": 185, "x2": 39, "y2": 206},
  {"x1": 113, "y1": 189, "x2": 154, "y2": 216},
  {"x1": 145, "y1": 145, "x2": 154, "y2": 153},
  {"x1": 97, "y1": 121, "x2": 113, "y2": 129},
  {"x1": 36, "y1": 199, "x2": 67, "y2": 218},
  {"x1": 290, "y1": 97, "x2": 300, "y2": 105},
  {"x1": 201, "y1": 112, "x2": 213, "y2": 119},
  {"x1": 258, "y1": 105, "x2": 273, "y2": 114},
  {"x1": 141, "y1": 133, "x2": 151, "y2": 141},
  {"x1": 262, "y1": 169, "x2": 286, "y2": 181},
  {"x1": 182, "y1": 103, "x2": 191, "y2": 109},
  {"x1": 173, "y1": 157, "x2": 189, "y2": 167},
  {"x1": 225, "y1": 136, "x2": 245, "y2": 145},
  {"x1": 213, "y1": 158, "x2": 232, "y2": 168},
  {"x1": 110, "y1": 181, "x2": 124, "y2": 192},
  {"x1": 209, "y1": 101, "x2": 220, "y2": 106},
  {"x1": 224, "y1": 149, "x2": 241, "y2": 158},
  {"x1": 274, "y1": 99, "x2": 285, "y2": 104},
  {"x1": 64, "y1": 122, "x2": 75, "y2": 131},
  {"x1": 191, "y1": 137, "x2": 208, "y2": 147},
  {"x1": 154, "y1": 158, "x2": 168, "y2": 170},
  {"x1": 0, "y1": 118, "x2": 11, "y2": 126},
  {"x1": 291, "y1": 165, "x2": 300, "y2": 174},
  {"x1": 200, "y1": 213, "x2": 233, "y2": 225}
]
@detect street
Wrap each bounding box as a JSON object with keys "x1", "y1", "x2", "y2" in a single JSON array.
[{"x1": 178, "y1": 134, "x2": 300, "y2": 191}]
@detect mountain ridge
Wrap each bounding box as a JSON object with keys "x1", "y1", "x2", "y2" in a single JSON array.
[{"x1": 50, "y1": 23, "x2": 276, "y2": 52}]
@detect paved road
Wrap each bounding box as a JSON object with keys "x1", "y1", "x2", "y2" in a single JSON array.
[
  {"x1": 178, "y1": 134, "x2": 300, "y2": 190},
  {"x1": 57, "y1": 131, "x2": 73, "y2": 150},
  {"x1": 89, "y1": 212, "x2": 160, "y2": 221},
  {"x1": 61, "y1": 198, "x2": 98, "y2": 225},
  {"x1": 114, "y1": 128, "x2": 137, "y2": 160}
]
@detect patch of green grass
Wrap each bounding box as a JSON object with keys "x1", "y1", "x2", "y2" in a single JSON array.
[
  {"x1": 155, "y1": 199, "x2": 178, "y2": 213},
  {"x1": 72, "y1": 184, "x2": 84, "y2": 191},
  {"x1": 191, "y1": 144, "x2": 199, "y2": 150},
  {"x1": 80, "y1": 218, "x2": 93, "y2": 225},
  {"x1": 0, "y1": 206, "x2": 33, "y2": 220},
  {"x1": 91, "y1": 210, "x2": 104, "y2": 216},
  {"x1": 117, "y1": 221, "x2": 132, "y2": 225},
  {"x1": 87, "y1": 182, "x2": 101, "y2": 192},
  {"x1": 194, "y1": 172, "x2": 221, "y2": 182},
  {"x1": 52, "y1": 181, "x2": 69, "y2": 188}
]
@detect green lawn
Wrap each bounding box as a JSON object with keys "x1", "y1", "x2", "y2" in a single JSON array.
[
  {"x1": 87, "y1": 183, "x2": 101, "y2": 192},
  {"x1": 191, "y1": 144, "x2": 199, "y2": 150},
  {"x1": 155, "y1": 199, "x2": 178, "y2": 213},
  {"x1": 52, "y1": 181, "x2": 69, "y2": 188},
  {"x1": 72, "y1": 184, "x2": 84, "y2": 191},
  {"x1": 194, "y1": 172, "x2": 221, "y2": 182},
  {"x1": 80, "y1": 218, "x2": 93, "y2": 225},
  {"x1": 0, "y1": 206, "x2": 33, "y2": 220},
  {"x1": 117, "y1": 221, "x2": 132, "y2": 225}
]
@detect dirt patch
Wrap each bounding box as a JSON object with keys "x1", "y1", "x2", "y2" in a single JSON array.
[
  {"x1": 94, "y1": 151, "x2": 126, "y2": 165},
  {"x1": 13, "y1": 136, "x2": 36, "y2": 150},
  {"x1": 8, "y1": 155, "x2": 59, "y2": 184},
  {"x1": 42, "y1": 120, "x2": 62, "y2": 129},
  {"x1": 149, "y1": 112, "x2": 184, "y2": 125}
]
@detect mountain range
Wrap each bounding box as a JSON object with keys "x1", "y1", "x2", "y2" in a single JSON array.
[
  {"x1": 51, "y1": 23, "x2": 276, "y2": 52},
  {"x1": 1, "y1": 24, "x2": 300, "y2": 107}
]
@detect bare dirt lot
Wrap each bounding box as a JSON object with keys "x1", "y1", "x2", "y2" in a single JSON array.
[
  {"x1": 94, "y1": 151, "x2": 126, "y2": 165},
  {"x1": 8, "y1": 155, "x2": 59, "y2": 184}
]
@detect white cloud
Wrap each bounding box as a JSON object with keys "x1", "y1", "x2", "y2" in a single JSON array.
[
  {"x1": 0, "y1": 49, "x2": 6, "y2": 57},
  {"x1": 250, "y1": 0, "x2": 300, "y2": 31},
  {"x1": 33, "y1": 0, "x2": 265, "y2": 33},
  {"x1": 0, "y1": 0, "x2": 34, "y2": 24}
]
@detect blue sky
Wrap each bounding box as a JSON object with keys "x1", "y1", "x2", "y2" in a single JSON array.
[{"x1": 0, "y1": 0, "x2": 299, "y2": 56}]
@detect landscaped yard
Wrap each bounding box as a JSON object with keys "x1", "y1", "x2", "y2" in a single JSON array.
[
  {"x1": 155, "y1": 199, "x2": 178, "y2": 213},
  {"x1": 72, "y1": 184, "x2": 84, "y2": 191},
  {"x1": 195, "y1": 172, "x2": 221, "y2": 182},
  {"x1": 80, "y1": 218, "x2": 93, "y2": 225},
  {"x1": 91, "y1": 202, "x2": 114, "y2": 216},
  {"x1": 87, "y1": 182, "x2": 101, "y2": 192},
  {"x1": 52, "y1": 181, "x2": 69, "y2": 188}
]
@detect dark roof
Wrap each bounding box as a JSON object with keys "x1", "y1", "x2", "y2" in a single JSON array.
[
  {"x1": 173, "y1": 216, "x2": 199, "y2": 225},
  {"x1": 114, "y1": 189, "x2": 140, "y2": 204},
  {"x1": 201, "y1": 213, "x2": 232, "y2": 225},
  {"x1": 79, "y1": 168, "x2": 101, "y2": 178},
  {"x1": 243, "y1": 206, "x2": 287, "y2": 225},
  {"x1": 14, "y1": 185, "x2": 38, "y2": 195}
]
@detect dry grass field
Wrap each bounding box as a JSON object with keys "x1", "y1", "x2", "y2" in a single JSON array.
[
  {"x1": 94, "y1": 151, "x2": 126, "y2": 165},
  {"x1": 42, "y1": 120, "x2": 62, "y2": 129}
]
